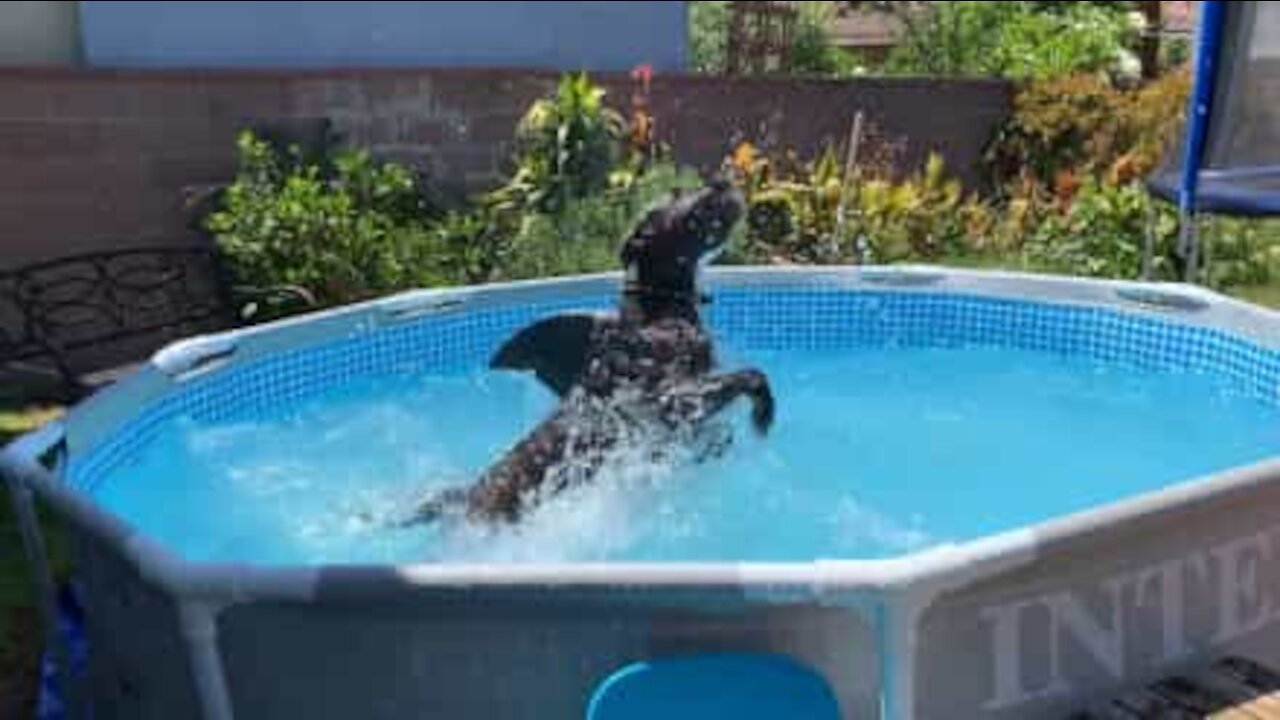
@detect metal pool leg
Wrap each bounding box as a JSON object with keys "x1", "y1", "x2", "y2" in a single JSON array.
[
  {"x1": 1141, "y1": 200, "x2": 1157, "y2": 281},
  {"x1": 1204, "y1": 214, "x2": 1220, "y2": 284},
  {"x1": 178, "y1": 600, "x2": 236, "y2": 720},
  {"x1": 1, "y1": 462, "x2": 76, "y2": 716},
  {"x1": 1180, "y1": 208, "x2": 1201, "y2": 282}
]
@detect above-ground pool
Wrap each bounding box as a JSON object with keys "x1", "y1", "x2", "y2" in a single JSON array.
[{"x1": 5, "y1": 266, "x2": 1280, "y2": 719}]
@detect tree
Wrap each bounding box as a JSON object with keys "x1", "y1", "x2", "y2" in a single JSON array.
[
  {"x1": 690, "y1": 1, "x2": 731, "y2": 74},
  {"x1": 881, "y1": 1, "x2": 1134, "y2": 80}
]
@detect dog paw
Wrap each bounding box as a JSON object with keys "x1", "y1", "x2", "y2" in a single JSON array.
[{"x1": 751, "y1": 387, "x2": 775, "y2": 435}]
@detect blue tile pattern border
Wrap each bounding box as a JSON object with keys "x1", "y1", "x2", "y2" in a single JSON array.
[{"x1": 68, "y1": 288, "x2": 1280, "y2": 493}]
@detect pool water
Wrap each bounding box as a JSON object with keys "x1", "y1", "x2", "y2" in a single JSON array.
[{"x1": 94, "y1": 344, "x2": 1280, "y2": 565}]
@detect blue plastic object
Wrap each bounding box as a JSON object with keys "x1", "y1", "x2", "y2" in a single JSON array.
[
  {"x1": 1148, "y1": 167, "x2": 1280, "y2": 217},
  {"x1": 586, "y1": 654, "x2": 840, "y2": 720},
  {"x1": 37, "y1": 584, "x2": 89, "y2": 720}
]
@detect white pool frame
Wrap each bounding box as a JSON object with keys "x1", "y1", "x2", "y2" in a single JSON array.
[{"x1": 5, "y1": 266, "x2": 1280, "y2": 720}]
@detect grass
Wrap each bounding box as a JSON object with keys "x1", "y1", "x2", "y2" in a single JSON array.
[
  {"x1": 0, "y1": 406, "x2": 61, "y2": 444},
  {"x1": 1, "y1": 404, "x2": 64, "y2": 720},
  {"x1": 0, "y1": 404, "x2": 62, "y2": 638},
  {"x1": 1231, "y1": 283, "x2": 1280, "y2": 309}
]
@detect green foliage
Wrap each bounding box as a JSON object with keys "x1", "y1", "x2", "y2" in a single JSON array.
[
  {"x1": 418, "y1": 206, "x2": 520, "y2": 286},
  {"x1": 1202, "y1": 220, "x2": 1280, "y2": 289},
  {"x1": 730, "y1": 142, "x2": 970, "y2": 265},
  {"x1": 1021, "y1": 180, "x2": 1280, "y2": 289},
  {"x1": 988, "y1": 70, "x2": 1269, "y2": 285},
  {"x1": 959, "y1": 178, "x2": 1054, "y2": 255},
  {"x1": 856, "y1": 154, "x2": 971, "y2": 263},
  {"x1": 1162, "y1": 37, "x2": 1192, "y2": 72},
  {"x1": 745, "y1": 192, "x2": 798, "y2": 257},
  {"x1": 483, "y1": 74, "x2": 701, "y2": 279},
  {"x1": 405, "y1": 164, "x2": 701, "y2": 289},
  {"x1": 1026, "y1": 1, "x2": 1137, "y2": 12},
  {"x1": 502, "y1": 164, "x2": 704, "y2": 280},
  {"x1": 726, "y1": 132, "x2": 1277, "y2": 294},
  {"x1": 791, "y1": 2, "x2": 863, "y2": 76},
  {"x1": 689, "y1": 1, "x2": 731, "y2": 74},
  {"x1": 206, "y1": 70, "x2": 1280, "y2": 320},
  {"x1": 764, "y1": 148, "x2": 846, "y2": 263},
  {"x1": 209, "y1": 73, "x2": 703, "y2": 309},
  {"x1": 506, "y1": 73, "x2": 625, "y2": 213},
  {"x1": 885, "y1": 1, "x2": 1132, "y2": 80},
  {"x1": 501, "y1": 197, "x2": 634, "y2": 280},
  {"x1": 1023, "y1": 180, "x2": 1174, "y2": 279},
  {"x1": 689, "y1": 1, "x2": 861, "y2": 77},
  {"x1": 728, "y1": 142, "x2": 839, "y2": 263},
  {"x1": 988, "y1": 70, "x2": 1190, "y2": 194},
  {"x1": 206, "y1": 131, "x2": 438, "y2": 306}
]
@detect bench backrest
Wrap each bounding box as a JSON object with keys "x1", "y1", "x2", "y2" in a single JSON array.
[{"x1": 0, "y1": 246, "x2": 235, "y2": 379}]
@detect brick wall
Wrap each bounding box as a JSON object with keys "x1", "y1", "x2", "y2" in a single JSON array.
[{"x1": 0, "y1": 68, "x2": 1012, "y2": 269}]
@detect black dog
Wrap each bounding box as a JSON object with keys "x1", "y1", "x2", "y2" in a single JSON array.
[{"x1": 406, "y1": 180, "x2": 775, "y2": 524}]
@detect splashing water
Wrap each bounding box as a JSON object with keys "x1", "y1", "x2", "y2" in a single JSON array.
[{"x1": 92, "y1": 345, "x2": 1280, "y2": 564}]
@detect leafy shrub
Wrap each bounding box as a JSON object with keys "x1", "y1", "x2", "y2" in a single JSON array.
[
  {"x1": 745, "y1": 192, "x2": 798, "y2": 258},
  {"x1": 206, "y1": 131, "x2": 438, "y2": 306},
  {"x1": 206, "y1": 67, "x2": 1279, "y2": 317},
  {"x1": 790, "y1": 2, "x2": 863, "y2": 77},
  {"x1": 988, "y1": 70, "x2": 1190, "y2": 194},
  {"x1": 1202, "y1": 220, "x2": 1280, "y2": 289},
  {"x1": 1021, "y1": 179, "x2": 1279, "y2": 288},
  {"x1": 689, "y1": 1, "x2": 732, "y2": 74},
  {"x1": 501, "y1": 164, "x2": 704, "y2": 280},
  {"x1": 729, "y1": 141, "x2": 971, "y2": 265},
  {"x1": 1023, "y1": 179, "x2": 1175, "y2": 279},
  {"x1": 729, "y1": 143, "x2": 843, "y2": 263},
  {"x1": 979, "y1": 71, "x2": 1205, "y2": 282},
  {"x1": 504, "y1": 73, "x2": 625, "y2": 213},
  {"x1": 961, "y1": 176, "x2": 1053, "y2": 255},
  {"x1": 419, "y1": 206, "x2": 520, "y2": 286},
  {"x1": 210, "y1": 71, "x2": 709, "y2": 309},
  {"x1": 500, "y1": 197, "x2": 634, "y2": 280},
  {"x1": 856, "y1": 154, "x2": 970, "y2": 262},
  {"x1": 885, "y1": 1, "x2": 1132, "y2": 80},
  {"x1": 993, "y1": 2, "x2": 1133, "y2": 80},
  {"x1": 722, "y1": 135, "x2": 1276, "y2": 293}
]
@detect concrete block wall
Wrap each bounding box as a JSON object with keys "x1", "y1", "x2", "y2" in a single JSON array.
[{"x1": 0, "y1": 68, "x2": 1012, "y2": 268}]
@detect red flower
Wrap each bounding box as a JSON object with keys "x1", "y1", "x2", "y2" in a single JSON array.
[{"x1": 630, "y1": 63, "x2": 654, "y2": 84}]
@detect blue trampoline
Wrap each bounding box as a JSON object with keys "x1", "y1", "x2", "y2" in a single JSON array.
[{"x1": 1146, "y1": 0, "x2": 1280, "y2": 278}]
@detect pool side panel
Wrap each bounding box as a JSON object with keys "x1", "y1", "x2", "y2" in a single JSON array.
[
  {"x1": 215, "y1": 584, "x2": 882, "y2": 720},
  {"x1": 0, "y1": 446, "x2": 211, "y2": 719},
  {"x1": 70, "y1": 520, "x2": 210, "y2": 719},
  {"x1": 911, "y1": 458, "x2": 1280, "y2": 719}
]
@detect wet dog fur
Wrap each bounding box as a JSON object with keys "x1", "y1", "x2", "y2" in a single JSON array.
[{"x1": 405, "y1": 179, "x2": 775, "y2": 524}]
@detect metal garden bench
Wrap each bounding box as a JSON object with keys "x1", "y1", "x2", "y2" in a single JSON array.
[{"x1": 0, "y1": 245, "x2": 311, "y2": 401}]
